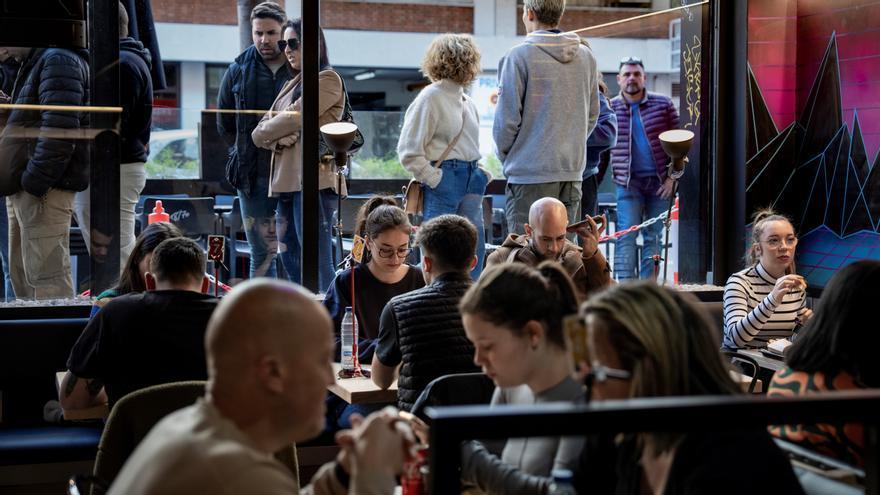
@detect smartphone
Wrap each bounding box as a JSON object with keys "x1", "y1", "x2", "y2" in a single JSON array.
[{"x1": 566, "y1": 215, "x2": 605, "y2": 233}]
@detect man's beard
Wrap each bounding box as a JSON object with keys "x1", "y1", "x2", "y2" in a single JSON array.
[
  {"x1": 625, "y1": 83, "x2": 642, "y2": 95},
  {"x1": 530, "y1": 240, "x2": 561, "y2": 262}
]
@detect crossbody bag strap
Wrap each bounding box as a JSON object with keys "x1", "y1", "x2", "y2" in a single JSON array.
[{"x1": 433, "y1": 96, "x2": 468, "y2": 167}]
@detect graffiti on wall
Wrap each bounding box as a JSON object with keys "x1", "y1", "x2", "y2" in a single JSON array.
[{"x1": 682, "y1": 35, "x2": 701, "y2": 129}]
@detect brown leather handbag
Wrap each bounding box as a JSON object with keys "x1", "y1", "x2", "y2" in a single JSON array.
[{"x1": 402, "y1": 102, "x2": 467, "y2": 216}]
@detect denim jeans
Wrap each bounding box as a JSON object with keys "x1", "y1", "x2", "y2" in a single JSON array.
[
  {"x1": 0, "y1": 199, "x2": 13, "y2": 301},
  {"x1": 422, "y1": 159, "x2": 488, "y2": 279},
  {"x1": 276, "y1": 188, "x2": 337, "y2": 291},
  {"x1": 238, "y1": 176, "x2": 279, "y2": 279},
  {"x1": 614, "y1": 176, "x2": 666, "y2": 280}
]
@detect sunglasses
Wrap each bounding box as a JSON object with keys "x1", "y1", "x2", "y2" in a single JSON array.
[
  {"x1": 619, "y1": 56, "x2": 644, "y2": 69},
  {"x1": 277, "y1": 38, "x2": 300, "y2": 51}
]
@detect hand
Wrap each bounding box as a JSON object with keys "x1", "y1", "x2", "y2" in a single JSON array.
[
  {"x1": 798, "y1": 308, "x2": 813, "y2": 326},
  {"x1": 657, "y1": 177, "x2": 676, "y2": 200},
  {"x1": 769, "y1": 274, "x2": 806, "y2": 304},
  {"x1": 572, "y1": 214, "x2": 605, "y2": 257},
  {"x1": 336, "y1": 408, "x2": 417, "y2": 476},
  {"x1": 275, "y1": 134, "x2": 299, "y2": 149},
  {"x1": 409, "y1": 415, "x2": 430, "y2": 446}
]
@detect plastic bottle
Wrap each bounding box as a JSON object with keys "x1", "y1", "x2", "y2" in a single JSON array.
[
  {"x1": 341, "y1": 307, "x2": 355, "y2": 370},
  {"x1": 548, "y1": 469, "x2": 577, "y2": 495},
  {"x1": 148, "y1": 200, "x2": 170, "y2": 224}
]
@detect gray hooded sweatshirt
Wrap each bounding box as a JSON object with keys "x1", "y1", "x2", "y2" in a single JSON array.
[{"x1": 493, "y1": 30, "x2": 599, "y2": 185}]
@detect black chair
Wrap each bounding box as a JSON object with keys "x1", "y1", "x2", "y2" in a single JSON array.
[
  {"x1": 410, "y1": 373, "x2": 496, "y2": 422},
  {"x1": 724, "y1": 351, "x2": 761, "y2": 394}
]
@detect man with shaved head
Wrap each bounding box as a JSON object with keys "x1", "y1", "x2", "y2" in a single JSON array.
[
  {"x1": 486, "y1": 197, "x2": 612, "y2": 301},
  {"x1": 109, "y1": 279, "x2": 410, "y2": 495}
]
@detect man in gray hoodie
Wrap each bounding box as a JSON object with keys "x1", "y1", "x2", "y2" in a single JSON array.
[{"x1": 494, "y1": 0, "x2": 599, "y2": 235}]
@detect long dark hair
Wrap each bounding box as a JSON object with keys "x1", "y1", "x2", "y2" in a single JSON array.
[
  {"x1": 114, "y1": 222, "x2": 183, "y2": 294},
  {"x1": 786, "y1": 260, "x2": 880, "y2": 387},
  {"x1": 460, "y1": 262, "x2": 578, "y2": 349},
  {"x1": 289, "y1": 18, "x2": 330, "y2": 70}
]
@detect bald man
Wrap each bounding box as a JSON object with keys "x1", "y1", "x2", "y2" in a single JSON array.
[
  {"x1": 109, "y1": 279, "x2": 411, "y2": 495},
  {"x1": 486, "y1": 197, "x2": 612, "y2": 301}
]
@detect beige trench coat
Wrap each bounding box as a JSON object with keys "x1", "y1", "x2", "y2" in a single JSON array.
[{"x1": 251, "y1": 69, "x2": 348, "y2": 197}]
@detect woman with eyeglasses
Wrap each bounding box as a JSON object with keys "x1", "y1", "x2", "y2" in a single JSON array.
[
  {"x1": 397, "y1": 33, "x2": 488, "y2": 279},
  {"x1": 455, "y1": 261, "x2": 584, "y2": 494},
  {"x1": 322, "y1": 196, "x2": 424, "y2": 428},
  {"x1": 722, "y1": 209, "x2": 813, "y2": 349},
  {"x1": 251, "y1": 18, "x2": 346, "y2": 291},
  {"x1": 323, "y1": 196, "x2": 425, "y2": 366},
  {"x1": 575, "y1": 282, "x2": 803, "y2": 495}
]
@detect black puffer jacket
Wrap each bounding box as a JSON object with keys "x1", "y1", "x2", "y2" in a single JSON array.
[
  {"x1": 385, "y1": 272, "x2": 480, "y2": 411},
  {"x1": 0, "y1": 48, "x2": 90, "y2": 197},
  {"x1": 216, "y1": 45, "x2": 291, "y2": 195},
  {"x1": 120, "y1": 37, "x2": 152, "y2": 164}
]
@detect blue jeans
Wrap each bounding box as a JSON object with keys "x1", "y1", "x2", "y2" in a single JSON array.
[
  {"x1": 276, "y1": 189, "x2": 337, "y2": 291},
  {"x1": 238, "y1": 176, "x2": 279, "y2": 279},
  {"x1": 0, "y1": 200, "x2": 13, "y2": 301},
  {"x1": 614, "y1": 176, "x2": 666, "y2": 280},
  {"x1": 423, "y1": 160, "x2": 488, "y2": 279}
]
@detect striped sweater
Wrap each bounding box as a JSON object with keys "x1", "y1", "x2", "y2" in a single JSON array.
[{"x1": 722, "y1": 263, "x2": 807, "y2": 349}]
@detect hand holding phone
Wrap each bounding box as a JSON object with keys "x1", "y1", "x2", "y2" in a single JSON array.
[{"x1": 566, "y1": 215, "x2": 605, "y2": 234}]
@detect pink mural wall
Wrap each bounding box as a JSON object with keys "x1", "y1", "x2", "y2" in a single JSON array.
[{"x1": 749, "y1": 0, "x2": 880, "y2": 159}]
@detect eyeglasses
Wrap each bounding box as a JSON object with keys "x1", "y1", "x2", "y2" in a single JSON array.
[
  {"x1": 619, "y1": 56, "x2": 644, "y2": 69},
  {"x1": 762, "y1": 236, "x2": 798, "y2": 249},
  {"x1": 277, "y1": 38, "x2": 300, "y2": 51},
  {"x1": 376, "y1": 246, "x2": 412, "y2": 259},
  {"x1": 585, "y1": 362, "x2": 632, "y2": 384}
]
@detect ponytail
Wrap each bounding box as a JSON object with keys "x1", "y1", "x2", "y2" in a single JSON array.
[{"x1": 460, "y1": 261, "x2": 578, "y2": 349}]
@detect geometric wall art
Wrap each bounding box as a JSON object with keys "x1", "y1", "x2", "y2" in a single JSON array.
[{"x1": 746, "y1": 32, "x2": 880, "y2": 287}]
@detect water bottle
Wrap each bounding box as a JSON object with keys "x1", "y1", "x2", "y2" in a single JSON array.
[
  {"x1": 548, "y1": 469, "x2": 577, "y2": 495},
  {"x1": 341, "y1": 307, "x2": 355, "y2": 370}
]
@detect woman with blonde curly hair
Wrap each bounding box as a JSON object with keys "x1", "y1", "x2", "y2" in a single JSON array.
[{"x1": 397, "y1": 33, "x2": 489, "y2": 278}]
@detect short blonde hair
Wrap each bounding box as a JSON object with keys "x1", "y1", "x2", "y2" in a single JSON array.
[{"x1": 421, "y1": 33, "x2": 481, "y2": 86}]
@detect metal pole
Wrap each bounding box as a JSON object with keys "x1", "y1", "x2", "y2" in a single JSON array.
[
  {"x1": 712, "y1": 0, "x2": 747, "y2": 284},
  {"x1": 301, "y1": 0, "x2": 320, "y2": 291},
  {"x1": 89, "y1": 0, "x2": 121, "y2": 294}
]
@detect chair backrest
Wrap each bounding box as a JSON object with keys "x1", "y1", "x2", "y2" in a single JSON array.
[
  {"x1": 410, "y1": 373, "x2": 495, "y2": 422},
  {"x1": 221, "y1": 196, "x2": 243, "y2": 236},
  {"x1": 91, "y1": 381, "x2": 207, "y2": 494},
  {"x1": 140, "y1": 197, "x2": 218, "y2": 238},
  {"x1": 725, "y1": 351, "x2": 760, "y2": 394}
]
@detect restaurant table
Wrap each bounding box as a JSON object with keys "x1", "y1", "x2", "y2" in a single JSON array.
[
  {"x1": 55, "y1": 371, "x2": 109, "y2": 420},
  {"x1": 736, "y1": 349, "x2": 784, "y2": 391},
  {"x1": 328, "y1": 364, "x2": 398, "y2": 405}
]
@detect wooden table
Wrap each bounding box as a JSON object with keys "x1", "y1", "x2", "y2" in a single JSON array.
[
  {"x1": 55, "y1": 371, "x2": 109, "y2": 421},
  {"x1": 328, "y1": 364, "x2": 398, "y2": 405}
]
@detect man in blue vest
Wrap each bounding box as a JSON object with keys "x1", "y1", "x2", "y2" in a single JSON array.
[{"x1": 609, "y1": 57, "x2": 679, "y2": 280}]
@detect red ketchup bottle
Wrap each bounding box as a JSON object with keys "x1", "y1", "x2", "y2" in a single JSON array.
[{"x1": 148, "y1": 200, "x2": 170, "y2": 224}]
